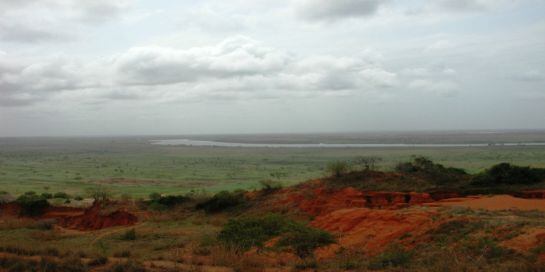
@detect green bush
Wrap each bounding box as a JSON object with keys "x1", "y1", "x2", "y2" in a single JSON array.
[
  {"x1": 326, "y1": 161, "x2": 350, "y2": 178},
  {"x1": 108, "y1": 260, "x2": 145, "y2": 272},
  {"x1": 472, "y1": 163, "x2": 545, "y2": 185},
  {"x1": 120, "y1": 229, "x2": 136, "y2": 241},
  {"x1": 259, "y1": 180, "x2": 282, "y2": 194},
  {"x1": 145, "y1": 193, "x2": 190, "y2": 210},
  {"x1": 395, "y1": 156, "x2": 467, "y2": 184},
  {"x1": 41, "y1": 193, "x2": 53, "y2": 199},
  {"x1": 368, "y1": 244, "x2": 412, "y2": 270},
  {"x1": 218, "y1": 214, "x2": 334, "y2": 257},
  {"x1": 53, "y1": 192, "x2": 70, "y2": 199},
  {"x1": 278, "y1": 223, "x2": 335, "y2": 257},
  {"x1": 88, "y1": 256, "x2": 108, "y2": 266},
  {"x1": 196, "y1": 190, "x2": 246, "y2": 213},
  {"x1": 16, "y1": 192, "x2": 50, "y2": 217}
]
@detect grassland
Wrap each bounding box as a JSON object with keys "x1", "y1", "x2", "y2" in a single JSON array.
[{"x1": 1, "y1": 133, "x2": 545, "y2": 197}]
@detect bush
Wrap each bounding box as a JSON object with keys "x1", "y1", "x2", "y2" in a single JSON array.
[
  {"x1": 146, "y1": 194, "x2": 190, "y2": 211},
  {"x1": 41, "y1": 193, "x2": 53, "y2": 199},
  {"x1": 16, "y1": 192, "x2": 50, "y2": 217},
  {"x1": 218, "y1": 214, "x2": 287, "y2": 251},
  {"x1": 278, "y1": 223, "x2": 335, "y2": 258},
  {"x1": 88, "y1": 256, "x2": 108, "y2": 266},
  {"x1": 327, "y1": 161, "x2": 350, "y2": 178},
  {"x1": 108, "y1": 260, "x2": 145, "y2": 272},
  {"x1": 259, "y1": 180, "x2": 282, "y2": 194},
  {"x1": 53, "y1": 192, "x2": 70, "y2": 199},
  {"x1": 395, "y1": 156, "x2": 467, "y2": 184},
  {"x1": 368, "y1": 244, "x2": 412, "y2": 270},
  {"x1": 86, "y1": 187, "x2": 112, "y2": 202},
  {"x1": 196, "y1": 190, "x2": 246, "y2": 213},
  {"x1": 218, "y1": 214, "x2": 334, "y2": 257},
  {"x1": 120, "y1": 229, "x2": 136, "y2": 241},
  {"x1": 354, "y1": 156, "x2": 382, "y2": 170},
  {"x1": 472, "y1": 163, "x2": 545, "y2": 185}
]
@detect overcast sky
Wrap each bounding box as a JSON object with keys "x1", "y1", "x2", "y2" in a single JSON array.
[{"x1": 0, "y1": 0, "x2": 544, "y2": 136}]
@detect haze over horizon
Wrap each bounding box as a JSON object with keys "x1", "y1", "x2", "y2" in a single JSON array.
[{"x1": 1, "y1": 0, "x2": 545, "y2": 137}]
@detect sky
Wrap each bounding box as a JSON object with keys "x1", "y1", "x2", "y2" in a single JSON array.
[{"x1": 0, "y1": 0, "x2": 544, "y2": 137}]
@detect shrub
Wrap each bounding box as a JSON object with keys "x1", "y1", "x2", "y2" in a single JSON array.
[
  {"x1": 58, "y1": 256, "x2": 87, "y2": 272},
  {"x1": 218, "y1": 214, "x2": 287, "y2": 251},
  {"x1": 278, "y1": 223, "x2": 335, "y2": 258},
  {"x1": 395, "y1": 156, "x2": 466, "y2": 184},
  {"x1": 368, "y1": 244, "x2": 412, "y2": 270},
  {"x1": 113, "y1": 250, "x2": 131, "y2": 258},
  {"x1": 354, "y1": 156, "x2": 382, "y2": 170},
  {"x1": 196, "y1": 190, "x2": 246, "y2": 213},
  {"x1": 146, "y1": 194, "x2": 190, "y2": 210},
  {"x1": 120, "y1": 229, "x2": 136, "y2": 241},
  {"x1": 88, "y1": 256, "x2": 108, "y2": 266},
  {"x1": 259, "y1": 180, "x2": 282, "y2": 194},
  {"x1": 108, "y1": 260, "x2": 145, "y2": 272},
  {"x1": 41, "y1": 193, "x2": 53, "y2": 199},
  {"x1": 327, "y1": 161, "x2": 349, "y2": 178},
  {"x1": 74, "y1": 196, "x2": 83, "y2": 201},
  {"x1": 16, "y1": 192, "x2": 50, "y2": 217},
  {"x1": 218, "y1": 214, "x2": 334, "y2": 257},
  {"x1": 472, "y1": 163, "x2": 545, "y2": 185},
  {"x1": 148, "y1": 192, "x2": 161, "y2": 201},
  {"x1": 33, "y1": 219, "x2": 56, "y2": 230},
  {"x1": 86, "y1": 187, "x2": 112, "y2": 202},
  {"x1": 53, "y1": 192, "x2": 70, "y2": 199}
]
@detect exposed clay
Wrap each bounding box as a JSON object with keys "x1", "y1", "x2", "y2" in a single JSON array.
[{"x1": 57, "y1": 202, "x2": 138, "y2": 231}]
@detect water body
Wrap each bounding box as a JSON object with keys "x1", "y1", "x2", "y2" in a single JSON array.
[{"x1": 150, "y1": 139, "x2": 545, "y2": 148}]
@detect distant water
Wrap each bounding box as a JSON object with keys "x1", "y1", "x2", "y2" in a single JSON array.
[{"x1": 150, "y1": 139, "x2": 545, "y2": 148}]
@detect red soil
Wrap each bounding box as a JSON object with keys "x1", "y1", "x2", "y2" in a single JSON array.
[
  {"x1": 57, "y1": 202, "x2": 137, "y2": 231},
  {"x1": 427, "y1": 195, "x2": 545, "y2": 211},
  {"x1": 0, "y1": 203, "x2": 21, "y2": 217},
  {"x1": 312, "y1": 207, "x2": 440, "y2": 257},
  {"x1": 275, "y1": 182, "x2": 545, "y2": 259},
  {"x1": 279, "y1": 185, "x2": 436, "y2": 216}
]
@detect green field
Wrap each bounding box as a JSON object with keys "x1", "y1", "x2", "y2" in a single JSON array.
[{"x1": 1, "y1": 135, "x2": 545, "y2": 197}]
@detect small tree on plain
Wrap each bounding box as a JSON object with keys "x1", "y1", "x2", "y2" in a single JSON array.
[
  {"x1": 355, "y1": 156, "x2": 383, "y2": 171},
  {"x1": 327, "y1": 161, "x2": 349, "y2": 178}
]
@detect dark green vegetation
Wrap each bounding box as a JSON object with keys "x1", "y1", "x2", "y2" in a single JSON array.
[
  {"x1": 145, "y1": 193, "x2": 190, "y2": 211},
  {"x1": 326, "y1": 157, "x2": 545, "y2": 194},
  {"x1": 218, "y1": 214, "x2": 334, "y2": 257},
  {"x1": 1, "y1": 133, "x2": 545, "y2": 197},
  {"x1": 196, "y1": 190, "x2": 247, "y2": 213},
  {"x1": 472, "y1": 162, "x2": 545, "y2": 185},
  {"x1": 15, "y1": 191, "x2": 50, "y2": 217}
]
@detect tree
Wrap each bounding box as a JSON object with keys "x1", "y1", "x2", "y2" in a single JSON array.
[
  {"x1": 327, "y1": 161, "x2": 349, "y2": 178},
  {"x1": 354, "y1": 156, "x2": 382, "y2": 170},
  {"x1": 87, "y1": 186, "x2": 112, "y2": 202}
]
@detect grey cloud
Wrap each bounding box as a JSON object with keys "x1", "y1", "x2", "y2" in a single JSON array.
[
  {"x1": 513, "y1": 70, "x2": 544, "y2": 82},
  {"x1": 0, "y1": 55, "x2": 91, "y2": 107},
  {"x1": 0, "y1": 22, "x2": 73, "y2": 43},
  {"x1": 435, "y1": 0, "x2": 487, "y2": 12},
  {"x1": 73, "y1": 0, "x2": 132, "y2": 23},
  {"x1": 0, "y1": 37, "x2": 406, "y2": 107},
  {"x1": 0, "y1": 0, "x2": 132, "y2": 43},
  {"x1": 295, "y1": 0, "x2": 387, "y2": 21}
]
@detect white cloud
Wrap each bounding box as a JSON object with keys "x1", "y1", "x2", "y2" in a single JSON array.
[
  {"x1": 113, "y1": 36, "x2": 290, "y2": 85},
  {"x1": 0, "y1": 37, "x2": 401, "y2": 106}
]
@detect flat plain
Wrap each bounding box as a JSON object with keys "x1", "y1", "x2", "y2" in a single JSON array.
[{"x1": 1, "y1": 131, "x2": 545, "y2": 198}]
